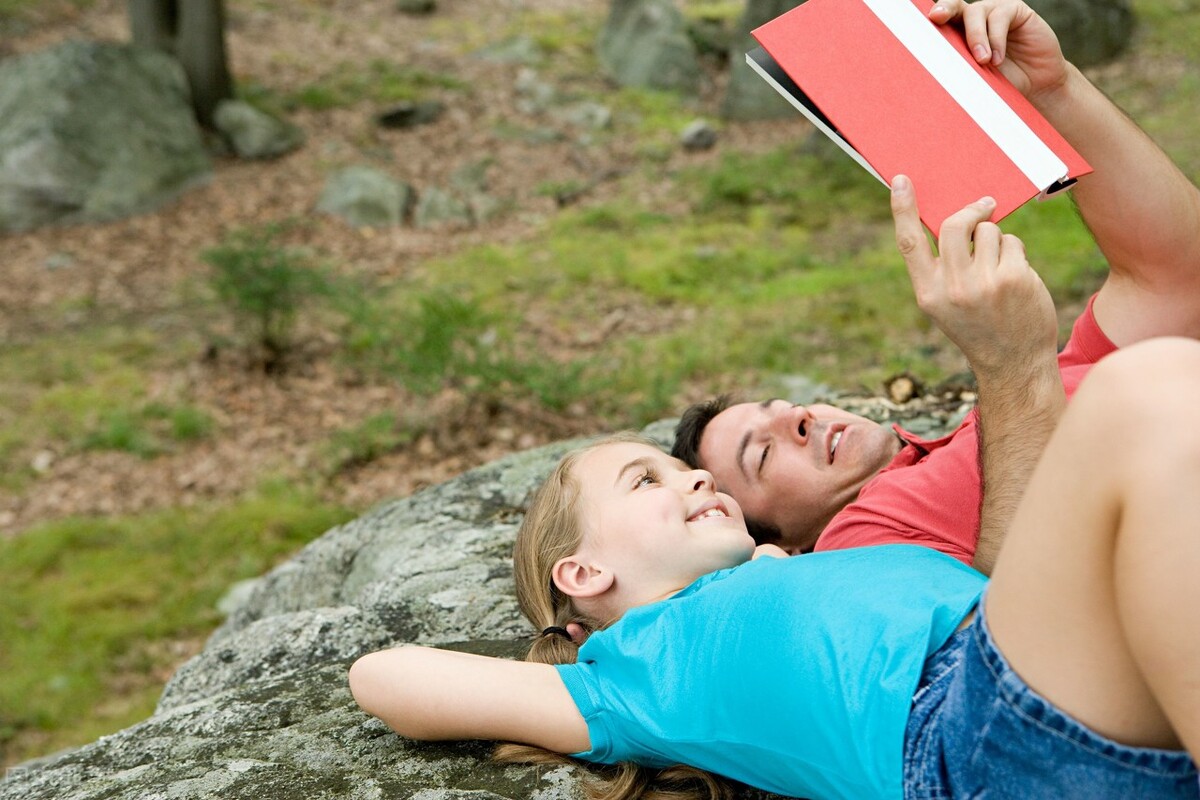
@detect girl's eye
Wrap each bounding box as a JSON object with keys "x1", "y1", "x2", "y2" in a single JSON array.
[{"x1": 635, "y1": 470, "x2": 658, "y2": 488}]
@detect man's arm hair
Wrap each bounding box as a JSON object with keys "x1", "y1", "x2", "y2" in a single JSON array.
[{"x1": 972, "y1": 363, "x2": 1065, "y2": 575}]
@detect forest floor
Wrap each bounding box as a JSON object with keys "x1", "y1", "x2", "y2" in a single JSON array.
[{"x1": 1, "y1": 0, "x2": 808, "y2": 534}]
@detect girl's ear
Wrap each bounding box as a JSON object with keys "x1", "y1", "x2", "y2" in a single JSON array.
[{"x1": 551, "y1": 554, "x2": 614, "y2": 599}]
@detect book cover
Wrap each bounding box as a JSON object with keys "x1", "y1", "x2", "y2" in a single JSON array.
[{"x1": 748, "y1": 0, "x2": 1091, "y2": 232}]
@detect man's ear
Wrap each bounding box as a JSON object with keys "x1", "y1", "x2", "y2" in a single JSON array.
[{"x1": 551, "y1": 554, "x2": 614, "y2": 599}]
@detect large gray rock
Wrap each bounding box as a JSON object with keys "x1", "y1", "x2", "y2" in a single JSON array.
[
  {"x1": 722, "y1": 0, "x2": 803, "y2": 121},
  {"x1": 1, "y1": 397, "x2": 966, "y2": 799},
  {"x1": 1029, "y1": 0, "x2": 1134, "y2": 68},
  {"x1": 597, "y1": 0, "x2": 702, "y2": 94},
  {"x1": 0, "y1": 40, "x2": 212, "y2": 232}
]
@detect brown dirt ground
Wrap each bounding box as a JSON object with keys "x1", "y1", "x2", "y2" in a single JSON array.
[{"x1": 0, "y1": 0, "x2": 812, "y2": 536}]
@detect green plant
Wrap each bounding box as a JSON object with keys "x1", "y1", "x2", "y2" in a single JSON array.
[
  {"x1": 323, "y1": 412, "x2": 414, "y2": 473},
  {"x1": 203, "y1": 224, "x2": 337, "y2": 370}
]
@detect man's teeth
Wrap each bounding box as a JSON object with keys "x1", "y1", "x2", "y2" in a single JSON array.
[{"x1": 830, "y1": 430, "x2": 842, "y2": 459}]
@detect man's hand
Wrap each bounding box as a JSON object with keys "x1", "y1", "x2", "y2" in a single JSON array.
[
  {"x1": 891, "y1": 174, "x2": 1058, "y2": 378},
  {"x1": 929, "y1": 0, "x2": 1068, "y2": 102},
  {"x1": 752, "y1": 544, "x2": 789, "y2": 560},
  {"x1": 893, "y1": 174, "x2": 1066, "y2": 575}
]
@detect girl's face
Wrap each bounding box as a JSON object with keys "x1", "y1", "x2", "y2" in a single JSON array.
[{"x1": 573, "y1": 442, "x2": 755, "y2": 605}]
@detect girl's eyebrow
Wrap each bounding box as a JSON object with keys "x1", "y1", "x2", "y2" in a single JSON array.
[{"x1": 614, "y1": 457, "x2": 656, "y2": 487}]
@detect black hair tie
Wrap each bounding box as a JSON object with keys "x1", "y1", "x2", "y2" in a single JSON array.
[{"x1": 541, "y1": 626, "x2": 572, "y2": 641}]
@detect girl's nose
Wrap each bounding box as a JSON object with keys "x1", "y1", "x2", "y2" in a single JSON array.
[{"x1": 688, "y1": 469, "x2": 715, "y2": 492}]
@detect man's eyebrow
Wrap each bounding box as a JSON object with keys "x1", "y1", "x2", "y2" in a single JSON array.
[
  {"x1": 615, "y1": 457, "x2": 654, "y2": 487},
  {"x1": 736, "y1": 432, "x2": 752, "y2": 483},
  {"x1": 735, "y1": 399, "x2": 777, "y2": 483}
]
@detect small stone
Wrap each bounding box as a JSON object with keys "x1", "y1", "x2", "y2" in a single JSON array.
[
  {"x1": 31, "y1": 449, "x2": 55, "y2": 473},
  {"x1": 376, "y1": 100, "x2": 444, "y2": 129},
  {"x1": 396, "y1": 0, "x2": 436, "y2": 14},
  {"x1": 214, "y1": 99, "x2": 304, "y2": 160},
  {"x1": 680, "y1": 119, "x2": 718, "y2": 151}
]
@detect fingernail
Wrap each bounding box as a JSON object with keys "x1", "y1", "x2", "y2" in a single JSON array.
[
  {"x1": 979, "y1": 196, "x2": 996, "y2": 207},
  {"x1": 892, "y1": 175, "x2": 910, "y2": 193},
  {"x1": 973, "y1": 44, "x2": 989, "y2": 62},
  {"x1": 991, "y1": 49, "x2": 1003, "y2": 66},
  {"x1": 931, "y1": 3, "x2": 947, "y2": 15}
]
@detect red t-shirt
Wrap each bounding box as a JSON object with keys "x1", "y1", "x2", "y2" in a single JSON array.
[{"x1": 813, "y1": 295, "x2": 1117, "y2": 564}]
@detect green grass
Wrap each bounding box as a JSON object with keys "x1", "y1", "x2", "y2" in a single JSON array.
[
  {"x1": 283, "y1": 60, "x2": 468, "y2": 111},
  {"x1": 0, "y1": 485, "x2": 354, "y2": 766}
]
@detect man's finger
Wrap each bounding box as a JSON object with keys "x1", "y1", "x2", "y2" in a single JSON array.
[
  {"x1": 961, "y1": 1, "x2": 993, "y2": 63},
  {"x1": 927, "y1": 0, "x2": 965, "y2": 24},
  {"x1": 983, "y1": 3, "x2": 1018, "y2": 65},
  {"x1": 973, "y1": 221, "x2": 1002, "y2": 269},
  {"x1": 891, "y1": 175, "x2": 934, "y2": 279},
  {"x1": 939, "y1": 196, "x2": 998, "y2": 267}
]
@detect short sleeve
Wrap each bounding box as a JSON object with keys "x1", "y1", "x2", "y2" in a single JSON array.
[{"x1": 553, "y1": 662, "x2": 615, "y2": 763}]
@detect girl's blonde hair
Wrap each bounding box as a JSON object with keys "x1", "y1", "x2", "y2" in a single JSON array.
[{"x1": 494, "y1": 433, "x2": 733, "y2": 800}]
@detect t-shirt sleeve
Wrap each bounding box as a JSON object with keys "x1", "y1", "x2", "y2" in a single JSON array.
[
  {"x1": 1058, "y1": 292, "x2": 1118, "y2": 369},
  {"x1": 553, "y1": 662, "x2": 615, "y2": 763}
]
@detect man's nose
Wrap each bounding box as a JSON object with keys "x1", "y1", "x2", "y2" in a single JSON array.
[{"x1": 773, "y1": 405, "x2": 813, "y2": 443}]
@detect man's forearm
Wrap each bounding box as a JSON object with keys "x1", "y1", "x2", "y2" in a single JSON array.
[
  {"x1": 971, "y1": 363, "x2": 1066, "y2": 575},
  {"x1": 1033, "y1": 65, "x2": 1200, "y2": 283}
]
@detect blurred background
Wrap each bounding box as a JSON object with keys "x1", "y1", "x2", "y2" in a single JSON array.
[{"x1": 2, "y1": 0, "x2": 1197, "y2": 771}]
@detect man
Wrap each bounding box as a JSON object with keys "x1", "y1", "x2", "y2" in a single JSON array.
[{"x1": 672, "y1": 0, "x2": 1200, "y2": 574}]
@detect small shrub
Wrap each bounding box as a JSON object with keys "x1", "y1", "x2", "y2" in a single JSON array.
[{"x1": 202, "y1": 224, "x2": 337, "y2": 371}]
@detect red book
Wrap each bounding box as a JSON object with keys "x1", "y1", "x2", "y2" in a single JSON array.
[{"x1": 747, "y1": 0, "x2": 1091, "y2": 232}]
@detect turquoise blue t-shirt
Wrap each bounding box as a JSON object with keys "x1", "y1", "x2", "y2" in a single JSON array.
[{"x1": 554, "y1": 544, "x2": 985, "y2": 800}]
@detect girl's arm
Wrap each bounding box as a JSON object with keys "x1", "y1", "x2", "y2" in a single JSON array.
[{"x1": 349, "y1": 646, "x2": 590, "y2": 754}]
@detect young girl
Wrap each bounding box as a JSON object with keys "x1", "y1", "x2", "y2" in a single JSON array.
[{"x1": 350, "y1": 340, "x2": 1200, "y2": 800}]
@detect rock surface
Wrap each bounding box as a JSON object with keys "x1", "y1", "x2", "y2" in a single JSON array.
[
  {"x1": 0, "y1": 437, "x2": 589, "y2": 800},
  {"x1": 596, "y1": 0, "x2": 702, "y2": 94},
  {"x1": 214, "y1": 100, "x2": 305, "y2": 161},
  {"x1": 317, "y1": 166, "x2": 414, "y2": 228},
  {"x1": 0, "y1": 41, "x2": 211, "y2": 232},
  {"x1": 1, "y1": 398, "x2": 967, "y2": 799},
  {"x1": 1029, "y1": 0, "x2": 1134, "y2": 68}
]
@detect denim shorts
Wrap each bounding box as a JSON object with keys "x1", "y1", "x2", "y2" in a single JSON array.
[{"x1": 902, "y1": 596, "x2": 1198, "y2": 799}]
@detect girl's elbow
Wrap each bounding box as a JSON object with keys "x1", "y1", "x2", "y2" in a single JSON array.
[
  {"x1": 348, "y1": 648, "x2": 437, "y2": 740},
  {"x1": 348, "y1": 651, "x2": 390, "y2": 719}
]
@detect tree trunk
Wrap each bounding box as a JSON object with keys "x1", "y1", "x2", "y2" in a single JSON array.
[
  {"x1": 128, "y1": 0, "x2": 233, "y2": 129},
  {"x1": 129, "y1": 0, "x2": 176, "y2": 53},
  {"x1": 176, "y1": 0, "x2": 233, "y2": 128}
]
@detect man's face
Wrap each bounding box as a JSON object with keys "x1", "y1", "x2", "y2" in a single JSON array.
[{"x1": 697, "y1": 400, "x2": 902, "y2": 553}]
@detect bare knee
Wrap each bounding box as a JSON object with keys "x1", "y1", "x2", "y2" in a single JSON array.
[
  {"x1": 1074, "y1": 337, "x2": 1200, "y2": 424},
  {"x1": 1071, "y1": 337, "x2": 1200, "y2": 476}
]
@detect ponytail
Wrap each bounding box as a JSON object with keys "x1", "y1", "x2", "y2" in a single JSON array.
[{"x1": 494, "y1": 433, "x2": 733, "y2": 800}]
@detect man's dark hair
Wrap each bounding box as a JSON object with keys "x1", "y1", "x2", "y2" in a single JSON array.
[
  {"x1": 670, "y1": 394, "x2": 731, "y2": 469},
  {"x1": 671, "y1": 394, "x2": 783, "y2": 546}
]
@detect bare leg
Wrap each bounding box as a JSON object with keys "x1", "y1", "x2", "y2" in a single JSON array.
[{"x1": 986, "y1": 337, "x2": 1200, "y2": 754}]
